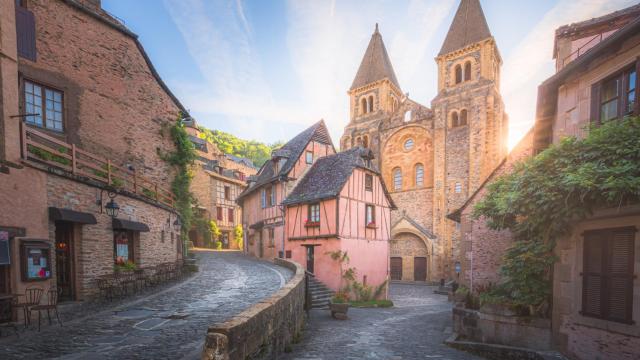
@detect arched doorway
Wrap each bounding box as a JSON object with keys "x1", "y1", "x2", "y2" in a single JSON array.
[{"x1": 390, "y1": 232, "x2": 429, "y2": 282}]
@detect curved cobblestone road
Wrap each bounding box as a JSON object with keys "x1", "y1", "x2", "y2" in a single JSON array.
[
  {"x1": 283, "y1": 283, "x2": 481, "y2": 360},
  {"x1": 0, "y1": 251, "x2": 292, "y2": 360}
]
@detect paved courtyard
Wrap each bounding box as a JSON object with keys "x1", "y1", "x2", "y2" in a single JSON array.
[
  {"x1": 283, "y1": 283, "x2": 481, "y2": 360},
  {"x1": 0, "y1": 251, "x2": 292, "y2": 360}
]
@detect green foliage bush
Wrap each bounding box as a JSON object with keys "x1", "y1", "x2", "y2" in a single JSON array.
[
  {"x1": 235, "y1": 224, "x2": 243, "y2": 250},
  {"x1": 198, "y1": 127, "x2": 283, "y2": 167},
  {"x1": 473, "y1": 117, "x2": 640, "y2": 313}
]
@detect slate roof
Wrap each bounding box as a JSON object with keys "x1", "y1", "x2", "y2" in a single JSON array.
[
  {"x1": 439, "y1": 0, "x2": 492, "y2": 56},
  {"x1": 236, "y1": 120, "x2": 334, "y2": 202},
  {"x1": 350, "y1": 24, "x2": 401, "y2": 91},
  {"x1": 282, "y1": 147, "x2": 396, "y2": 208},
  {"x1": 225, "y1": 154, "x2": 256, "y2": 169}
]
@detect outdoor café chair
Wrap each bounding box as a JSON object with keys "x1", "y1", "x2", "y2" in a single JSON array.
[
  {"x1": 12, "y1": 286, "x2": 43, "y2": 327},
  {"x1": 31, "y1": 287, "x2": 62, "y2": 331}
]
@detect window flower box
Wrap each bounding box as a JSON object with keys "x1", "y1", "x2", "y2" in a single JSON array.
[{"x1": 305, "y1": 219, "x2": 320, "y2": 228}]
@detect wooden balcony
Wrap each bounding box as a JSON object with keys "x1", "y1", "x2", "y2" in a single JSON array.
[{"x1": 20, "y1": 123, "x2": 176, "y2": 208}]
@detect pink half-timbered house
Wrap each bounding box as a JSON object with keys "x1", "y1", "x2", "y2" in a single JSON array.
[
  {"x1": 282, "y1": 147, "x2": 396, "y2": 295},
  {"x1": 237, "y1": 121, "x2": 335, "y2": 259}
]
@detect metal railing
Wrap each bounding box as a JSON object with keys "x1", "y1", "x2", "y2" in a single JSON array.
[
  {"x1": 20, "y1": 122, "x2": 176, "y2": 208},
  {"x1": 561, "y1": 33, "x2": 604, "y2": 69}
]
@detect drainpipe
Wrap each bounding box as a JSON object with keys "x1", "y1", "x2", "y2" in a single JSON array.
[{"x1": 279, "y1": 180, "x2": 287, "y2": 258}]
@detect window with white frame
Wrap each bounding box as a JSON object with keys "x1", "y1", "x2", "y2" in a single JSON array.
[{"x1": 24, "y1": 80, "x2": 63, "y2": 131}]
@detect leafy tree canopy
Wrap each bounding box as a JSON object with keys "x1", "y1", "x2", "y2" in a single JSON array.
[
  {"x1": 198, "y1": 127, "x2": 283, "y2": 168},
  {"x1": 473, "y1": 117, "x2": 640, "y2": 311}
]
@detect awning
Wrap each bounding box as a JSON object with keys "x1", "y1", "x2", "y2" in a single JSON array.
[
  {"x1": 249, "y1": 221, "x2": 264, "y2": 230},
  {"x1": 112, "y1": 218, "x2": 150, "y2": 232},
  {"x1": 49, "y1": 207, "x2": 97, "y2": 225}
]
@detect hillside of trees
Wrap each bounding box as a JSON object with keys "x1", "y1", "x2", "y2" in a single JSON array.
[{"x1": 198, "y1": 127, "x2": 283, "y2": 168}]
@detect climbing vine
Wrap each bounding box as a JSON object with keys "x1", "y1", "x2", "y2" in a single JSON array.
[
  {"x1": 162, "y1": 113, "x2": 197, "y2": 254},
  {"x1": 473, "y1": 117, "x2": 640, "y2": 313}
]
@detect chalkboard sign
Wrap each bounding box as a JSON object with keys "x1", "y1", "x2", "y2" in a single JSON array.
[{"x1": 0, "y1": 231, "x2": 10, "y2": 265}]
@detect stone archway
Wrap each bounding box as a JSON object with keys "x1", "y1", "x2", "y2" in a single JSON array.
[{"x1": 390, "y1": 232, "x2": 430, "y2": 282}]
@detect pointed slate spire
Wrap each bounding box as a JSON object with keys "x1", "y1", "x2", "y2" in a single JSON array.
[
  {"x1": 350, "y1": 23, "x2": 401, "y2": 91},
  {"x1": 439, "y1": 0, "x2": 492, "y2": 56}
]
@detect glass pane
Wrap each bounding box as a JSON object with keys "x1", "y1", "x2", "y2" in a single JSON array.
[
  {"x1": 54, "y1": 92, "x2": 62, "y2": 102},
  {"x1": 45, "y1": 89, "x2": 53, "y2": 99},
  {"x1": 601, "y1": 78, "x2": 619, "y2": 102},
  {"x1": 26, "y1": 81, "x2": 33, "y2": 93},
  {"x1": 33, "y1": 85, "x2": 41, "y2": 95},
  {"x1": 627, "y1": 90, "x2": 635, "y2": 114},
  {"x1": 26, "y1": 93, "x2": 33, "y2": 104},
  {"x1": 601, "y1": 100, "x2": 618, "y2": 122},
  {"x1": 629, "y1": 70, "x2": 636, "y2": 91}
]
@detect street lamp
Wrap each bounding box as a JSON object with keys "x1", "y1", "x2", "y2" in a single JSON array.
[{"x1": 98, "y1": 190, "x2": 120, "y2": 218}]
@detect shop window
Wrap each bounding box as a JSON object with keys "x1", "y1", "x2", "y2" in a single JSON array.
[
  {"x1": 365, "y1": 174, "x2": 373, "y2": 191},
  {"x1": 582, "y1": 227, "x2": 635, "y2": 324},
  {"x1": 114, "y1": 231, "x2": 134, "y2": 265},
  {"x1": 20, "y1": 241, "x2": 51, "y2": 281},
  {"x1": 24, "y1": 80, "x2": 63, "y2": 131}
]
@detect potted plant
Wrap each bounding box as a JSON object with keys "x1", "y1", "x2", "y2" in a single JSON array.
[
  {"x1": 329, "y1": 291, "x2": 350, "y2": 320},
  {"x1": 114, "y1": 259, "x2": 136, "y2": 272}
]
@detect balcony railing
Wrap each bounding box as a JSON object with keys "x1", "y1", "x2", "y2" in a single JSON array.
[
  {"x1": 560, "y1": 33, "x2": 604, "y2": 70},
  {"x1": 20, "y1": 122, "x2": 176, "y2": 208}
]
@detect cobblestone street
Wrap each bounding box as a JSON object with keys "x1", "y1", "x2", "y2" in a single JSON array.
[
  {"x1": 0, "y1": 251, "x2": 292, "y2": 360},
  {"x1": 284, "y1": 283, "x2": 481, "y2": 360}
]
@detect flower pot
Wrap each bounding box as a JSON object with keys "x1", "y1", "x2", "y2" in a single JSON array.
[{"x1": 329, "y1": 302, "x2": 349, "y2": 320}]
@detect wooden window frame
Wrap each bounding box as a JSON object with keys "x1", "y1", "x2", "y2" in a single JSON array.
[
  {"x1": 228, "y1": 208, "x2": 234, "y2": 224},
  {"x1": 581, "y1": 226, "x2": 636, "y2": 324},
  {"x1": 224, "y1": 186, "x2": 231, "y2": 201},
  {"x1": 306, "y1": 203, "x2": 320, "y2": 227},
  {"x1": 261, "y1": 189, "x2": 267, "y2": 209},
  {"x1": 20, "y1": 241, "x2": 51, "y2": 282},
  {"x1": 305, "y1": 150, "x2": 313, "y2": 164},
  {"x1": 591, "y1": 61, "x2": 639, "y2": 125},
  {"x1": 365, "y1": 204, "x2": 376, "y2": 228},
  {"x1": 216, "y1": 206, "x2": 223, "y2": 221},
  {"x1": 23, "y1": 79, "x2": 64, "y2": 132},
  {"x1": 365, "y1": 174, "x2": 373, "y2": 191},
  {"x1": 269, "y1": 185, "x2": 276, "y2": 207}
]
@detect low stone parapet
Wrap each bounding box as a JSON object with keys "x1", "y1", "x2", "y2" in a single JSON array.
[
  {"x1": 202, "y1": 258, "x2": 306, "y2": 360},
  {"x1": 452, "y1": 306, "x2": 552, "y2": 351}
]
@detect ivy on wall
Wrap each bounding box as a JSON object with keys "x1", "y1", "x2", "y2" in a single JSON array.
[
  {"x1": 162, "y1": 113, "x2": 197, "y2": 254},
  {"x1": 473, "y1": 117, "x2": 640, "y2": 313}
]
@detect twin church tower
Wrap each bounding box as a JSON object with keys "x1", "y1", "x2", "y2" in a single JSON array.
[{"x1": 340, "y1": 0, "x2": 508, "y2": 281}]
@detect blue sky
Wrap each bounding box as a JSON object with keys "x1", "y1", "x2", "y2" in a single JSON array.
[{"x1": 103, "y1": 0, "x2": 637, "y2": 149}]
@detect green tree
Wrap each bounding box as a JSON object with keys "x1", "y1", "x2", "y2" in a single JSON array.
[{"x1": 197, "y1": 127, "x2": 282, "y2": 167}]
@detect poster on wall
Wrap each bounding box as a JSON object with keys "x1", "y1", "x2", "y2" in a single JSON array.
[
  {"x1": 0, "y1": 231, "x2": 9, "y2": 265},
  {"x1": 27, "y1": 248, "x2": 49, "y2": 279}
]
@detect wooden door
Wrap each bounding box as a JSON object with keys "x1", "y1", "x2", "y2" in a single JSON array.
[
  {"x1": 414, "y1": 257, "x2": 427, "y2": 282},
  {"x1": 55, "y1": 222, "x2": 75, "y2": 301},
  {"x1": 258, "y1": 232, "x2": 264, "y2": 258},
  {"x1": 390, "y1": 257, "x2": 403, "y2": 280},
  {"x1": 305, "y1": 246, "x2": 315, "y2": 273}
]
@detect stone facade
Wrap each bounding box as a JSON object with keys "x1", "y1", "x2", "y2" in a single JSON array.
[
  {"x1": 340, "y1": 1, "x2": 508, "y2": 281},
  {"x1": 185, "y1": 121, "x2": 256, "y2": 249},
  {"x1": 0, "y1": 0, "x2": 185, "y2": 303}
]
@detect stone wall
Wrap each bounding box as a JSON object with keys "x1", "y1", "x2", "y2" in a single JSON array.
[
  {"x1": 202, "y1": 258, "x2": 306, "y2": 360},
  {"x1": 453, "y1": 306, "x2": 552, "y2": 351}
]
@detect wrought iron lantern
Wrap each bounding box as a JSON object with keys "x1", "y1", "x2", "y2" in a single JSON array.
[{"x1": 173, "y1": 216, "x2": 182, "y2": 233}]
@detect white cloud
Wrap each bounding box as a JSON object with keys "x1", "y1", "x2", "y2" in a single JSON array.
[{"x1": 502, "y1": 0, "x2": 638, "y2": 148}]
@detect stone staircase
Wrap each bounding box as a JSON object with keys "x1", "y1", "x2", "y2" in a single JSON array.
[{"x1": 307, "y1": 275, "x2": 334, "y2": 309}]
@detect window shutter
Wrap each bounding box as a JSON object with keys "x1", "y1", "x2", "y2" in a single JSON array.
[
  {"x1": 15, "y1": 7, "x2": 36, "y2": 61},
  {"x1": 607, "y1": 228, "x2": 635, "y2": 323},
  {"x1": 590, "y1": 83, "x2": 601, "y2": 125},
  {"x1": 583, "y1": 233, "x2": 604, "y2": 317}
]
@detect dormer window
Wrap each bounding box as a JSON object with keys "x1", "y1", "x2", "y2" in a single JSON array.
[{"x1": 305, "y1": 151, "x2": 313, "y2": 164}]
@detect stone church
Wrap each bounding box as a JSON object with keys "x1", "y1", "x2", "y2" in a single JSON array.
[{"x1": 340, "y1": 0, "x2": 508, "y2": 282}]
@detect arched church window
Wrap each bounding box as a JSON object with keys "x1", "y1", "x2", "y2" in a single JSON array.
[
  {"x1": 415, "y1": 164, "x2": 424, "y2": 187},
  {"x1": 451, "y1": 111, "x2": 459, "y2": 127},
  {"x1": 368, "y1": 95, "x2": 374, "y2": 113},
  {"x1": 460, "y1": 109, "x2": 468, "y2": 126},
  {"x1": 404, "y1": 110, "x2": 411, "y2": 122},
  {"x1": 455, "y1": 64, "x2": 462, "y2": 84},
  {"x1": 464, "y1": 61, "x2": 471, "y2": 81},
  {"x1": 361, "y1": 97, "x2": 368, "y2": 114},
  {"x1": 404, "y1": 138, "x2": 414, "y2": 151},
  {"x1": 393, "y1": 168, "x2": 402, "y2": 191}
]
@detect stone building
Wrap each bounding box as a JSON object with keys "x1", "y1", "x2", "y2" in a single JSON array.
[
  {"x1": 340, "y1": 0, "x2": 508, "y2": 282},
  {"x1": 238, "y1": 121, "x2": 335, "y2": 259},
  {"x1": 534, "y1": 5, "x2": 640, "y2": 359},
  {"x1": 184, "y1": 119, "x2": 256, "y2": 249},
  {"x1": 0, "y1": 0, "x2": 185, "y2": 304}
]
